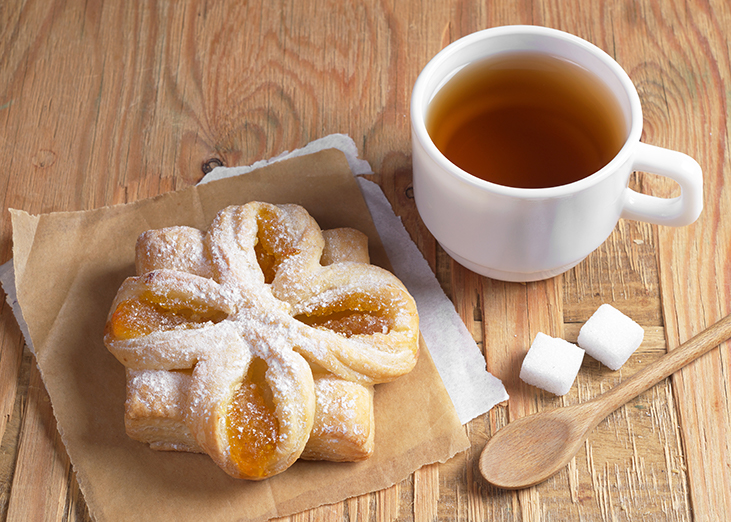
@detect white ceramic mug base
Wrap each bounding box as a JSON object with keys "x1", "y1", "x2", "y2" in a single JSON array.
[{"x1": 442, "y1": 244, "x2": 586, "y2": 282}]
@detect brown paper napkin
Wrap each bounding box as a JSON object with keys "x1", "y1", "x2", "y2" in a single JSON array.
[{"x1": 10, "y1": 149, "x2": 469, "y2": 522}]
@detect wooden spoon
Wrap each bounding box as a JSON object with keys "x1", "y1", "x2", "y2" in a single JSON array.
[{"x1": 479, "y1": 312, "x2": 731, "y2": 490}]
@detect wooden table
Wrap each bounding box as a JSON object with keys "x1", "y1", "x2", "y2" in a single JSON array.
[{"x1": 1, "y1": 1, "x2": 729, "y2": 520}]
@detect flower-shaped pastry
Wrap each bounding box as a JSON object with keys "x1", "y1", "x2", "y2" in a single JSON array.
[{"x1": 104, "y1": 202, "x2": 419, "y2": 480}]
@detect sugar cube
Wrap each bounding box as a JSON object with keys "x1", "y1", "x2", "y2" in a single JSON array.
[
  {"x1": 577, "y1": 304, "x2": 644, "y2": 370},
  {"x1": 519, "y1": 332, "x2": 585, "y2": 396}
]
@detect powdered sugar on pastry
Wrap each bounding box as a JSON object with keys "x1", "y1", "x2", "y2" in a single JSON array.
[{"x1": 104, "y1": 202, "x2": 419, "y2": 480}]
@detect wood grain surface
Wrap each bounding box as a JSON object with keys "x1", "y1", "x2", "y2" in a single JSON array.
[{"x1": 1, "y1": 1, "x2": 730, "y2": 521}]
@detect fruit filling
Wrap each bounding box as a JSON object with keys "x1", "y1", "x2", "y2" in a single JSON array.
[
  {"x1": 225, "y1": 358, "x2": 280, "y2": 478},
  {"x1": 296, "y1": 310, "x2": 390, "y2": 337},
  {"x1": 255, "y1": 210, "x2": 299, "y2": 284},
  {"x1": 105, "y1": 291, "x2": 226, "y2": 340},
  {"x1": 295, "y1": 294, "x2": 392, "y2": 337}
]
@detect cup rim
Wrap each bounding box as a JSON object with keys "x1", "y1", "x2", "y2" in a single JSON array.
[{"x1": 410, "y1": 25, "x2": 643, "y2": 197}]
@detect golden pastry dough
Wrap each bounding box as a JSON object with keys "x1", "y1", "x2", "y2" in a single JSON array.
[
  {"x1": 136, "y1": 226, "x2": 214, "y2": 278},
  {"x1": 104, "y1": 202, "x2": 418, "y2": 480},
  {"x1": 300, "y1": 373, "x2": 375, "y2": 461},
  {"x1": 124, "y1": 368, "x2": 200, "y2": 453},
  {"x1": 320, "y1": 228, "x2": 370, "y2": 265}
]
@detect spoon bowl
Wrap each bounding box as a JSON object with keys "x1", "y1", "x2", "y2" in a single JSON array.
[
  {"x1": 480, "y1": 402, "x2": 600, "y2": 489},
  {"x1": 479, "y1": 313, "x2": 731, "y2": 489}
]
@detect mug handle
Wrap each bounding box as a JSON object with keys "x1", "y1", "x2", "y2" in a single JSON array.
[{"x1": 621, "y1": 142, "x2": 703, "y2": 226}]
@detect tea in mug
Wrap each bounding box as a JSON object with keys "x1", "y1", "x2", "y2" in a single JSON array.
[{"x1": 426, "y1": 52, "x2": 626, "y2": 188}]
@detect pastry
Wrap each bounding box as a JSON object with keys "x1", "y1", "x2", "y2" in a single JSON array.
[{"x1": 104, "y1": 202, "x2": 419, "y2": 480}]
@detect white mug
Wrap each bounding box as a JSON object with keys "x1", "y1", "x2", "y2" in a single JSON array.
[{"x1": 411, "y1": 25, "x2": 703, "y2": 282}]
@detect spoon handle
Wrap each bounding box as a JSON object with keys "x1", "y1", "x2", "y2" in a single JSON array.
[{"x1": 592, "y1": 312, "x2": 731, "y2": 417}]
